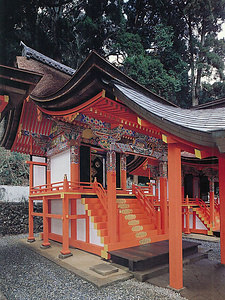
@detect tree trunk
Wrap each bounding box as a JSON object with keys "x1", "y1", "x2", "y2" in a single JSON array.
[
  {"x1": 195, "y1": 20, "x2": 206, "y2": 105},
  {"x1": 188, "y1": 16, "x2": 197, "y2": 107}
]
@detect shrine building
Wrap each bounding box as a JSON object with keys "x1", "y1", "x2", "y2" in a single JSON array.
[{"x1": 1, "y1": 42, "x2": 225, "y2": 290}]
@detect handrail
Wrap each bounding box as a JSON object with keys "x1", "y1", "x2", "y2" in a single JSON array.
[
  {"x1": 93, "y1": 180, "x2": 108, "y2": 212},
  {"x1": 30, "y1": 180, "x2": 94, "y2": 194},
  {"x1": 214, "y1": 200, "x2": 220, "y2": 214},
  {"x1": 132, "y1": 184, "x2": 157, "y2": 228}
]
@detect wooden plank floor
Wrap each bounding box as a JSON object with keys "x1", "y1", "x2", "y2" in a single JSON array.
[{"x1": 109, "y1": 240, "x2": 200, "y2": 271}]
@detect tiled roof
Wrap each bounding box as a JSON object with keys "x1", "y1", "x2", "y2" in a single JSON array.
[
  {"x1": 20, "y1": 41, "x2": 76, "y2": 76},
  {"x1": 114, "y1": 84, "x2": 225, "y2": 133}
]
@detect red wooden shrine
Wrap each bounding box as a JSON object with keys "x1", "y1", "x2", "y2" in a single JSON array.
[{"x1": 1, "y1": 43, "x2": 225, "y2": 290}]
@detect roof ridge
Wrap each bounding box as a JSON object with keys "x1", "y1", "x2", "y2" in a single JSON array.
[{"x1": 20, "y1": 41, "x2": 76, "y2": 76}]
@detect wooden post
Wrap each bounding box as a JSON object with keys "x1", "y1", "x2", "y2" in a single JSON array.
[
  {"x1": 107, "y1": 150, "x2": 118, "y2": 243},
  {"x1": 219, "y1": 157, "x2": 225, "y2": 264},
  {"x1": 27, "y1": 198, "x2": 35, "y2": 242},
  {"x1": 29, "y1": 159, "x2": 33, "y2": 194},
  {"x1": 159, "y1": 160, "x2": 168, "y2": 234},
  {"x1": 41, "y1": 196, "x2": 51, "y2": 248},
  {"x1": 168, "y1": 143, "x2": 183, "y2": 290},
  {"x1": 59, "y1": 194, "x2": 72, "y2": 258},
  {"x1": 47, "y1": 158, "x2": 51, "y2": 187},
  {"x1": 185, "y1": 196, "x2": 190, "y2": 234},
  {"x1": 121, "y1": 154, "x2": 127, "y2": 191},
  {"x1": 209, "y1": 179, "x2": 215, "y2": 227}
]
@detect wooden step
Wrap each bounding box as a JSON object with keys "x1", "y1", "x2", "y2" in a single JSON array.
[
  {"x1": 109, "y1": 240, "x2": 200, "y2": 272},
  {"x1": 121, "y1": 230, "x2": 158, "y2": 242},
  {"x1": 121, "y1": 224, "x2": 156, "y2": 235},
  {"x1": 135, "y1": 252, "x2": 208, "y2": 282},
  {"x1": 91, "y1": 215, "x2": 107, "y2": 223},
  {"x1": 87, "y1": 209, "x2": 105, "y2": 217}
]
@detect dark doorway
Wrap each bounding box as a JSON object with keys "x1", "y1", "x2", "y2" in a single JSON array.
[
  {"x1": 116, "y1": 152, "x2": 121, "y2": 189},
  {"x1": 80, "y1": 145, "x2": 90, "y2": 182},
  {"x1": 200, "y1": 175, "x2": 209, "y2": 201},
  {"x1": 184, "y1": 174, "x2": 193, "y2": 198}
]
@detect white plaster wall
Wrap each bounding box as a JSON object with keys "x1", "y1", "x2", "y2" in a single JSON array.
[
  {"x1": 184, "y1": 213, "x2": 208, "y2": 230},
  {"x1": 76, "y1": 199, "x2": 86, "y2": 242},
  {"x1": 0, "y1": 185, "x2": 29, "y2": 202},
  {"x1": 89, "y1": 220, "x2": 104, "y2": 246},
  {"x1": 50, "y1": 150, "x2": 70, "y2": 183},
  {"x1": 51, "y1": 199, "x2": 62, "y2": 235}
]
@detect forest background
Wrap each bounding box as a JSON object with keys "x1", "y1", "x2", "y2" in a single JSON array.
[{"x1": 0, "y1": 0, "x2": 225, "y2": 185}]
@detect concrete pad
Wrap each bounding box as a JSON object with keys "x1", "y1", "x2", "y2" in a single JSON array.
[
  {"x1": 147, "y1": 259, "x2": 225, "y2": 300},
  {"x1": 183, "y1": 233, "x2": 220, "y2": 243},
  {"x1": 90, "y1": 263, "x2": 119, "y2": 276},
  {"x1": 19, "y1": 237, "x2": 133, "y2": 288}
]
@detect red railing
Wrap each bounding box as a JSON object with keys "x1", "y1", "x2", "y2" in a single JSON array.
[
  {"x1": 214, "y1": 198, "x2": 220, "y2": 214},
  {"x1": 30, "y1": 179, "x2": 94, "y2": 195},
  {"x1": 93, "y1": 180, "x2": 108, "y2": 212},
  {"x1": 132, "y1": 184, "x2": 157, "y2": 228}
]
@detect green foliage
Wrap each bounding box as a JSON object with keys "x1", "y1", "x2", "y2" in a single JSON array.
[
  {"x1": 0, "y1": 0, "x2": 224, "y2": 106},
  {"x1": 0, "y1": 147, "x2": 29, "y2": 186}
]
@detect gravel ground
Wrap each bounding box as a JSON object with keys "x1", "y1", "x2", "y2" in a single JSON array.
[{"x1": 0, "y1": 234, "x2": 220, "y2": 300}]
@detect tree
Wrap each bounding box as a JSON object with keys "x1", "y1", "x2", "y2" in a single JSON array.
[
  {"x1": 0, "y1": 148, "x2": 29, "y2": 186},
  {"x1": 173, "y1": 0, "x2": 225, "y2": 106}
]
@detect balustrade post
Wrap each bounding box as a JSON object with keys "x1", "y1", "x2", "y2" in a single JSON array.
[
  {"x1": 27, "y1": 198, "x2": 35, "y2": 242},
  {"x1": 63, "y1": 174, "x2": 69, "y2": 192},
  {"x1": 41, "y1": 196, "x2": 51, "y2": 249},
  {"x1": 59, "y1": 194, "x2": 72, "y2": 258}
]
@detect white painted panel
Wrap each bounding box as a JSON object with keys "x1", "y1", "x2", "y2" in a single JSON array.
[
  {"x1": 77, "y1": 219, "x2": 86, "y2": 241},
  {"x1": 196, "y1": 216, "x2": 208, "y2": 230},
  {"x1": 51, "y1": 150, "x2": 70, "y2": 183},
  {"x1": 77, "y1": 199, "x2": 85, "y2": 215},
  {"x1": 32, "y1": 156, "x2": 46, "y2": 187},
  {"x1": 189, "y1": 213, "x2": 193, "y2": 229},
  {"x1": 89, "y1": 219, "x2": 103, "y2": 246},
  {"x1": 51, "y1": 199, "x2": 62, "y2": 235},
  {"x1": 32, "y1": 156, "x2": 46, "y2": 163}
]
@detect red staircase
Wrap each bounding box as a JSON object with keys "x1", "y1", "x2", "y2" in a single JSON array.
[
  {"x1": 117, "y1": 197, "x2": 158, "y2": 245},
  {"x1": 192, "y1": 198, "x2": 220, "y2": 235},
  {"x1": 82, "y1": 183, "x2": 162, "y2": 258}
]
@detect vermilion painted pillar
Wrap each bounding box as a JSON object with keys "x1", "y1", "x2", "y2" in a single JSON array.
[
  {"x1": 159, "y1": 161, "x2": 168, "y2": 234},
  {"x1": 107, "y1": 150, "x2": 118, "y2": 243},
  {"x1": 47, "y1": 158, "x2": 51, "y2": 187},
  {"x1": 209, "y1": 179, "x2": 215, "y2": 226},
  {"x1": 60, "y1": 194, "x2": 72, "y2": 258},
  {"x1": 70, "y1": 144, "x2": 80, "y2": 183},
  {"x1": 168, "y1": 143, "x2": 183, "y2": 290},
  {"x1": 41, "y1": 196, "x2": 51, "y2": 248},
  {"x1": 219, "y1": 157, "x2": 225, "y2": 264},
  {"x1": 121, "y1": 154, "x2": 127, "y2": 191}
]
